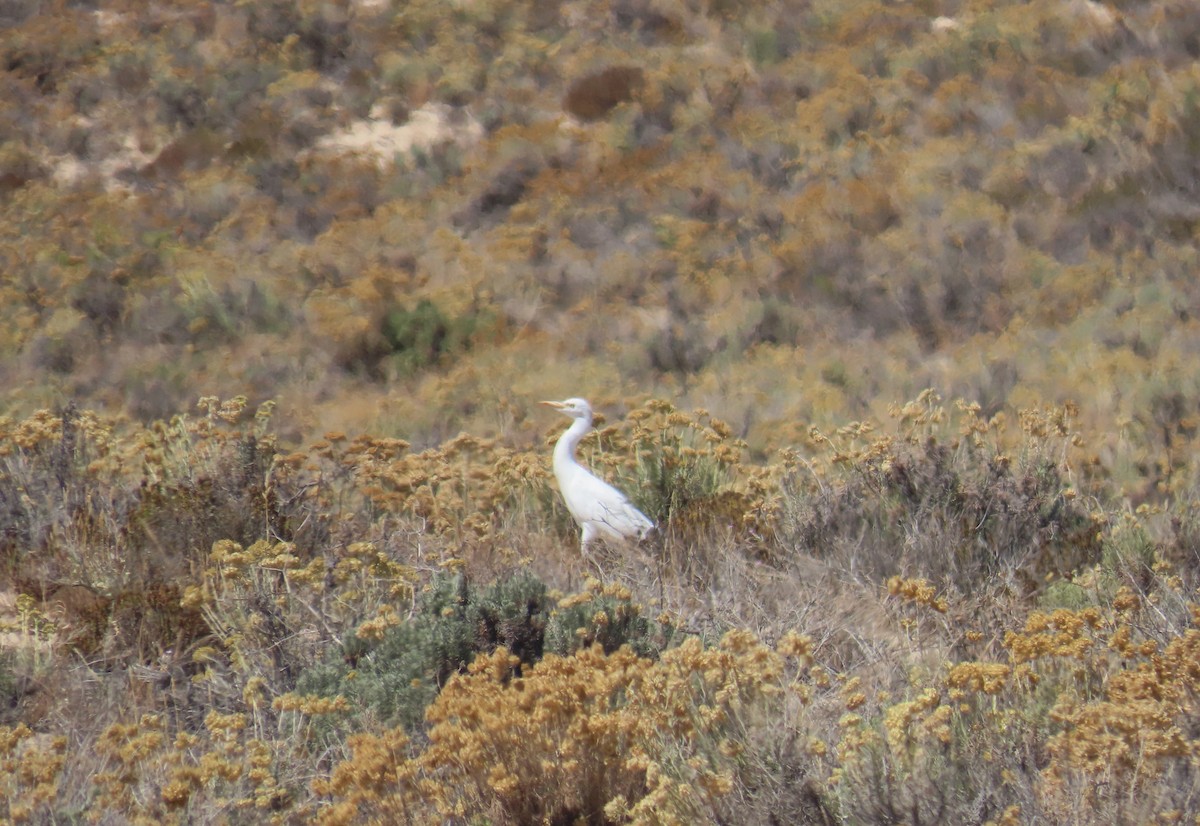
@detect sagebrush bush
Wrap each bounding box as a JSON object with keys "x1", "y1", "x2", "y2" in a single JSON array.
[
  {"x1": 0, "y1": 398, "x2": 332, "y2": 668},
  {"x1": 295, "y1": 571, "x2": 547, "y2": 733},
  {"x1": 296, "y1": 571, "x2": 679, "y2": 736},
  {"x1": 770, "y1": 393, "x2": 1100, "y2": 595},
  {"x1": 545, "y1": 577, "x2": 677, "y2": 658}
]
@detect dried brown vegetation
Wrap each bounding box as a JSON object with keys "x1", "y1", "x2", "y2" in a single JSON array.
[
  {"x1": 0, "y1": 0, "x2": 1198, "y2": 469},
  {"x1": 0, "y1": 394, "x2": 1197, "y2": 823},
  {"x1": 4, "y1": 0, "x2": 1200, "y2": 821}
]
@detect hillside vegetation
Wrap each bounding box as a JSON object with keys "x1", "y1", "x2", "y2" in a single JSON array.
[
  {"x1": 0, "y1": 0, "x2": 1198, "y2": 468},
  {"x1": 2, "y1": 0, "x2": 1200, "y2": 822}
]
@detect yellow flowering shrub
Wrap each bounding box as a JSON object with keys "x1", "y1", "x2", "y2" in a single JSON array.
[
  {"x1": 0, "y1": 724, "x2": 66, "y2": 824},
  {"x1": 1, "y1": 392, "x2": 1199, "y2": 824},
  {"x1": 317, "y1": 629, "x2": 812, "y2": 825}
]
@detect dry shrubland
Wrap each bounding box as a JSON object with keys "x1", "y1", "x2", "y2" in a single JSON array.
[
  {"x1": 4, "y1": 0, "x2": 1200, "y2": 822},
  {"x1": 0, "y1": 394, "x2": 1198, "y2": 824},
  {"x1": 0, "y1": 0, "x2": 1199, "y2": 465}
]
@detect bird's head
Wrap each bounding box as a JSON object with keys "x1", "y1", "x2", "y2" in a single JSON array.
[{"x1": 540, "y1": 397, "x2": 593, "y2": 421}]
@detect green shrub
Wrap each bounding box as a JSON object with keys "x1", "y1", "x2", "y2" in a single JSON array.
[
  {"x1": 619, "y1": 400, "x2": 747, "y2": 531},
  {"x1": 380, "y1": 298, "x2": 492, "y2": 377},
  {"x1": 296, "y1": 571, "x2": 550, "y2": 732},
  {"x1": 0, "y1": 654, "x2": 16, "y2": 724},
  {"x1": 295, "y1": 571, "x2": 679, "y2": 735},
  {"x1": 1100, "y1": 516, "x2": 1157, "y2": 591},
  {"x1": 545, "y1": 579, "x2": 677, "y2": 658}
]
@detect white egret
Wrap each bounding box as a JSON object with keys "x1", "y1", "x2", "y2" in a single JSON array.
[{"x1": 541, "y1": 398, "x2": 654, "y2": 550}]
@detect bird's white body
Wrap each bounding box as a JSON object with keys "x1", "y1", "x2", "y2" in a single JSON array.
[{"x1": 542, "y1": 398, "x2": 654, "y2": 549}]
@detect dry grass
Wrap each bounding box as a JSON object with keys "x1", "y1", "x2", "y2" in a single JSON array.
[{"x1": 0, "y1": 394, "x2": 1197, "y2": 823}]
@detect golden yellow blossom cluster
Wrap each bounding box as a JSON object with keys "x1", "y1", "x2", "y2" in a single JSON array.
[
  {"x1": 1045, "y1": 614, "x2": 1200, "y2": 791},
  {"x1": 85, "y1": 710, "x2": 297, "y2": 825},
  {"x1": 0, "y1": 724, "x2": 66, "y2": 824},
  {"x1": 887, "y1": 575, "x2": 949, "y2": 613},
  {"x1": 1004, "y1": 607, "x2": 1104, "y2": 666},
  {"x1": 316, "y1": 628, "x2": 812, "y2": 825}
]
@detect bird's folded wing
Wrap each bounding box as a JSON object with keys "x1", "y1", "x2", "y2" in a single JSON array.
[
  {"x1": 572, "y1": 473, "x2": 654, "y2": 537},
  {"x1": 597, "y1": 495, "x2": 655, "y2": 537}
]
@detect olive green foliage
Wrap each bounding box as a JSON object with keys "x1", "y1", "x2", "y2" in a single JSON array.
[
  {"x1": 298, "y1": 571, "x2": 673, "y2": 733},
  {"x1": 296, "y1": 571, "x2": 549, "y2": 731},
  {"x1": 380, "y1": 299, "x2": 491, "y2": 377},
  {"x1": 544, "y1": 579, "x2": 678, "y2": 659},
  {"x1": 0, "y1": 655, "x2": 15, "y2": 720}
]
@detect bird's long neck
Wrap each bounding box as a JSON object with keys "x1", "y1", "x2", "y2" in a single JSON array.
[{"x1": 553, "y1": 416, "x2": 592, "y2": 471}]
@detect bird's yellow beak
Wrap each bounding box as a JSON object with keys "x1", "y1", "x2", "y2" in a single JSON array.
[{"x1": 540, "y1": 400, "x2": 565, "y2": 410}]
